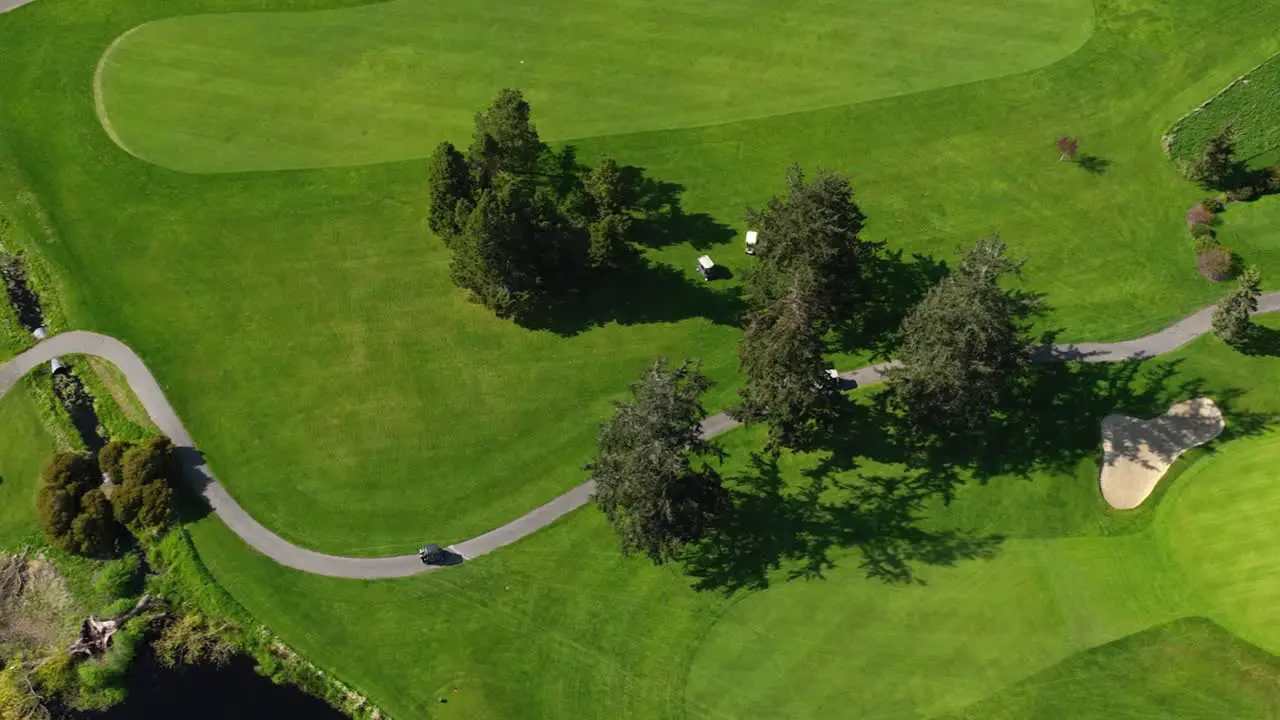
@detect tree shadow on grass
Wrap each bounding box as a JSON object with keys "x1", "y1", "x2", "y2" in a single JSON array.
[
  {"x1": 682, "y1": 450, "x2": 1002, "y2": 594},
  {"x1": 890, "y1": 353, "x2": 1273, "y2": 484},
  {"x1": 518, "y1": 255, "x2": 745, "y2": 336},
  {"x1": 171, "y1": 446, "x2": 214, "y2": 525},
  {"x1": 619, "y1": 165, "x2": 737, "y2": 252},
  {"x1": 836, "y1": 248, "x2": 949, "y2": 357},
  {"x1": 1076, "y1": 154, "x2": 1110, "y2": 175},
  {"x1": 516, "y1": 160, "x2": 744, "y2": 336},
  {"x1": 685, "y1": 351, "x2": 1275, "y2": 594},
  {"x1": 1241, "y1": 324, "x2": 1280, "y2": 357}
]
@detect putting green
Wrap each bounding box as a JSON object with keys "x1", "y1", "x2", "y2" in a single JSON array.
[
  {"x1": 1161, "y1": 433, "x2": 1280, "y2": 654},
  {"x1": 95, "y1": 0, "x2": 1094, "y2": 173}
]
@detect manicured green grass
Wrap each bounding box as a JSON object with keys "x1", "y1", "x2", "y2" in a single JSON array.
[
  {"x1": 179, "y1": 317, "x2": 1280, "y2": 719},
  {"x1": 1167, "y1": 51, "x2": 1280, "y2": 165},
  {"x1": 97, "y1": 0, "x2": 1094, "y2": 173},
  {"x1": 2, "y1": 0, "x2": 1280, "y2": 557},
  {"x1": 0, "y1": 389, "x2": 54, "y2": 546},
  {"x1": 1161, "y1": 432, "x2": 1280, "y2": 654},
  {"x1": 948, "y1": 618, "x2": 1280, "y2": 720}
]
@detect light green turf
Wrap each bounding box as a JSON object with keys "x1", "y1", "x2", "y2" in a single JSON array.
[
  {"x1": 2, "y1": 0, "x2": 1279, "y2": 556},
  {"x1": 97, "y1": 0, "x2": 1095, "y2": 173},
  {"x1": 0, "y1": 389, "x2": 54, "y2": 547},
  {"x1": 1161, "y1": 433, "x2": 1280, "y2": 654}
]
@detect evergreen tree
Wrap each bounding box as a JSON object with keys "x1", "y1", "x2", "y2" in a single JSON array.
[
  {"x1": 744, "y1": 164, "x2": 872, "y2": 327},
  {"x1": 467, "y1": 89, "x2": 545, "y2": 187},
  {"x1": 449, "y1": 175, "x2": 539, "y2": 317},
  {"x1": 1185, "y1": 126, "x2": 1241, "y2": 189},
  {"x1": 585, "y1": 157, "x2": 628, "y2": 216},
  {"x1": 112, "y1": 435, "x2": 176, "y2": 537},
  {"x1": 1212, "y1": 265, "x2": 1262, "y2": 346},
  {"x1": 426, "y1": 141, "x2": 472, "y2": 242},
  {"x1": 36, "y1": 452, "x2": 118, "y2": 555},
  {"x1": 98, "y1": 440, "x2": 132, "y2": 484},
  {"x1": 587, "y1": 213, "x2": 631, "y2": 269},
  {"x1": 733, "y1": 268, "x2": 840, "y2": 450},
  {"x1": 588, "y1": 359, "x2": 726, "y2": 564},
  {"x1": 886, "y1": 237, "x2": 1042, "y2": 436}
]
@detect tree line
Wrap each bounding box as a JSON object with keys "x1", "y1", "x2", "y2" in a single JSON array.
[{"x1": 435, "y1": 90, "x2": 1270, "y2": 568}]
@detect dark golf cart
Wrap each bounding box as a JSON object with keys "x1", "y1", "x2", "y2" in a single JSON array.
[{"x1": 419, "y1": 544, "x2": 448, "y2": 565}]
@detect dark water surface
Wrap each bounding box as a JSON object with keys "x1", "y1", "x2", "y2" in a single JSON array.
[{"x1": 88, "y1": 650, "x2": 346, "y2": 720}]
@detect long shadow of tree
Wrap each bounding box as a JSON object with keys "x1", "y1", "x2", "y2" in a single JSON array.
[
  {"x1": 517, "y1": 158, "x2": 743, "y2": 336},
  {"x1": 685, "y1": 345, "x2": 1275, "y2": 595},
  {"x1": 836, "y1": 248, "x2": 950, "y2": 357},
  {"x1": 683, "y1": 450, "x2": 1001, "y2": 593}
]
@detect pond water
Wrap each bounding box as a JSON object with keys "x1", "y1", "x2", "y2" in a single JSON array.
[{"x1": 87, "y1": 649, "x2": 347, "y2": 720}]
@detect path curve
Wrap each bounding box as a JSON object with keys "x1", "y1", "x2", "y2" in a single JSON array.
[
  {"x1": 3, "y1": 294, "x2": 1280, "y2": 578},
  {"x1": 0, "y1": 0, "x2": 37, "y2": 13}
]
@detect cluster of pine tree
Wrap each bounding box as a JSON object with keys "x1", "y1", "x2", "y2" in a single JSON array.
[{"x1": 428, "y1": 89, "x2": 634, "y2": 319}]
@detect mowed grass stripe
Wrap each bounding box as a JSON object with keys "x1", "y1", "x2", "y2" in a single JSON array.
[{"x1": 97, "y1": 0, "x2": 1093, "y2": 172}]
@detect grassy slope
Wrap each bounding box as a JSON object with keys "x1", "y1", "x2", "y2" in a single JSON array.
[
  {"x1": 948, "y1": 617, "x2": 1280, "y2": 720},
  {"x1": 0, "y1": 389, "x2": 54, "y2": 546},
  {"x1": 1, "y1": 0, "x2": 1279, "y2": 556},
  {"x1": 184, "y1": 315, "x2": 1280, "y2": 719},
  {"x1": 98, "y1": 0, "x2": 1094, "y2": 172},
  {"x1": 1167, "y1": 51, "x2": 1280, "y2": 163}
]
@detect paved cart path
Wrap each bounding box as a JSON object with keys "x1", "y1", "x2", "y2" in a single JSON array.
[
  {"x1": 0, "y1": 0, "x2": 37, "y2": 13},
  {"x1": 3, "y1": 293, "x2": 1279, "y2": 578}
]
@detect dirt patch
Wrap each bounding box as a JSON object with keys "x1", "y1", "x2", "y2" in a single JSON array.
[
  {"x1": 1099, "y1": 397, "x2": 1224, "y2": 510},
  {"x1": 0, "y1": 551, "x2": 78, "y2": 653}
]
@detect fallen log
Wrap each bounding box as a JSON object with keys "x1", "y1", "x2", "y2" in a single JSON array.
[{"x1": 68, "y1": 594, "x2": 156, "y2": 658}]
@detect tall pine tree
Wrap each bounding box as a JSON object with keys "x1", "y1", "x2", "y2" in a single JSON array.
[
  {"x1": 588, "y1": 359, "x2": 726, "y2": 564},
  {"x1": 886, "y1": 237, "x2": 1041, "y2": 437}
]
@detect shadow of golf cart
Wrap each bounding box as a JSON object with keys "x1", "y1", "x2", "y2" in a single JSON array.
[{"x1": 418, "y1": 544, "x2": 463, "y2": 567}]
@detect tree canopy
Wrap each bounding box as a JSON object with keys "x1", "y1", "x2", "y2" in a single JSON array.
[
  {"x1": 734, "y1": 267, "x2": 840, "y2": 450},
  {"x1": 743, "y1": 164, "x2": 872, "y2": 327},
  {"x1": 428, "y1": 90, "x2": 646, "y2": 320},
  {"x1": 112, "y1": 435, "x2": 176, "y2": 537},
  {"x1": 886, "y1": 237, "x2": 1042, "y2": 437},
  {"x1": 588, "y1": 359, "x2": 726, "y2": 564},
  {"x1": 733, "y1": 165, "x2": 871, "y2": 449},
  {"x1": 36, "y1": 452, "x2": 118, "y2": 556},
  {"x1": 1212, "y1": 265, "x2": 1262, "y2": 346},
  {"x1": 1184, "y1": 126, "x2": 1241, "y2": 189}
]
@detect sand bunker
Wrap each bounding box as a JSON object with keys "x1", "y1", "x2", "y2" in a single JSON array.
[{"x1": 1099, "y1": 397, "x2": 1224, "y2": 509}]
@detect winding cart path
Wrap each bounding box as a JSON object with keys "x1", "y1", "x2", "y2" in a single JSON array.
[{"x1": 3, "y1": 294, "x2": 1279, "y2": 578}]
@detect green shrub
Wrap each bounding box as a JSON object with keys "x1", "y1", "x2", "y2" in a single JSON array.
[
  {"x1": 69, "y1": 489, "x2": 117, "y2": 557},
  {"x1": 1226, "y1": 184, "x2": 1260, "y2": 202},
  {"x1": 74, "y1": 620, "x2": 144, "y2": 710},
  {"x1": 93, "y1": 552, "x2": 142, "y2": 601},
  {"x1": 1190, "y1": 223, "x2": 1216, "y2": 239},
  {"x1": 1194, "y1": 235, "x2": 1222, "y2": 254},
  {"x1": 42, "y1": 452, "x2": 99, "y2": 496},
  {"x1": 36, "y1": 452, "x2": 113, "y2": 553},
  {"x1": 97, "y1": 440, "x2": 132, "y2": 484},
  {"x1": 120, "y1": 436, "x2": 173, "y2": 486},
  {"x1": 1200, "y1": 196, "x2": 1225, "y2": 213},
  {"x1": 154, "y1": 614, "x2": 238, "y2": 668}
]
